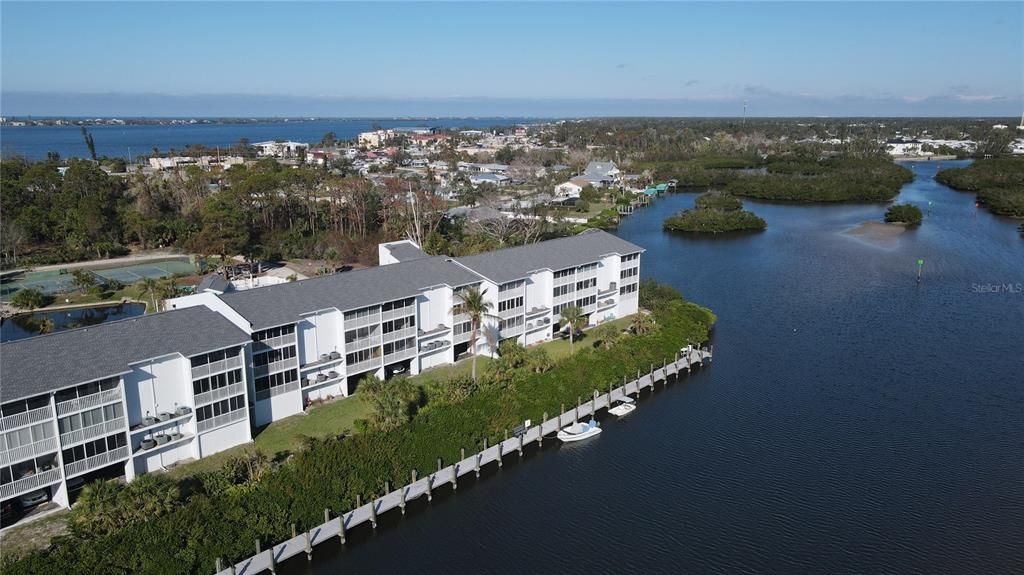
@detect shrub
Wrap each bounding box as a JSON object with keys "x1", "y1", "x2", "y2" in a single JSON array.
[
  {"x1": 10, "y1": 287, "x2": 47, "y2": 310},
  {"x1": 884, "y1": 203, "x2": 923, "y2": 225}
]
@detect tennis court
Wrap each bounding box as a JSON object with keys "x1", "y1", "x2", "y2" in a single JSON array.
[{"x1": 1, "y1": 258, "x2": 196, "y2": 301}]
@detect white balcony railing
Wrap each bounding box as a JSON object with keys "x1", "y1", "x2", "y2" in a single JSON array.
[
  {"x1": 253, "y1": 380, "x2": 300, "y2": 402},
  {"x1": 0, "y1": 405, "x2": 53, "y2": 432},
  {"x1": 56, "y1": 388, "x2": 122, "y2": 417},
  {"x1": 343, "y1": 311, "x2": 381, "y2": 330},
  {"x1": 59, "y1": 418, "x2": 126, "y2": 447},
  {"x1": 254, "y1": 358, "x2": 298, "y2": 379},
  {"x1": 381, "y1": 306, "x2": 415, "y2": 323},
  {"x1": 347, "y1": 356, "x2": 382, "y2": 375},
  {"x1": 382, "y1": 326, "x2": 417, "y2": 343},
  {"x1": 64, "y1": 446, "x2": 130, "y2": 478},
  {"x1": 252, "y1": 332, "x2": 296, "y2": 353},
  {"x1": 383, "y1": 347, "x2": 417, "y2": 364},
  {"x1": 346, "y1": 335, "x2": 382, "y2": 352},
  {"x1": 196, "y1": 409, "x2": 246, "y2": 433},
  {"x1": 194, "y1": 382, "x2": 246, "y2": 407},
  {"x1": 191, "y1": 354, "x2": 243, "y2": 380},
  {"x1": 0, "y1": 436, "x2": 59, "y2": 467},
  {"x1": 498, "y1": 306, "x2": 525, "y2": 320},
  {"x1": 0, "y1": 467, "x2": 62, "y2": 500},
  {"x1": 453, "y1": 329, "x2": 475, "y2": 344}
]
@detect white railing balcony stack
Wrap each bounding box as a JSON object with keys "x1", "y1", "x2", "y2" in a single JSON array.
[
  {"x1": 347, "y1": 356, "x2": 382, "y2": 375},
  {"x1": 344, "y1": 311, "x2": 382, "y2": 330},
  {"x1": 346, "y1": 335, "x2": 382, "y2": 352},
  {"x1": 381, "y1": 306, "x2": 415, "y2": 323},
  {"x1": 254, "y1": 358, "x2": 298, "y2": 379},
  {"x1": 252, "y1": 332, "x2": 297, "y2": 353},
  {"x1": 383, "y1": 347, "x2": 417, "y2": 364},
  {"x1": 498, "y1": 306, "x2": 525, "y2": 320}
]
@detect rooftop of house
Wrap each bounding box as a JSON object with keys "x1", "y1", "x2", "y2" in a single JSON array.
[
  {"x1": 384, "y1": 241, "x2": 431, "y2": 263},
  {"x1": 454, "y1": 229, "x2": 643, "y2": 284},
  {"x1": 196, "y1": 273, "x2": 231, "y2": 294},
  {"x1": 0, "y1": 307, "x2": 251, "y2": 404}
]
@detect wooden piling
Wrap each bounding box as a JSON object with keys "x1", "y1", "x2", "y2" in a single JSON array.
[
  {"x1": 518, "y1": 433, "x2": 524, "y2": 457},
  {"x1": 291, "y1": 523, "x2": 296, "y2": 539},
  {"x1": 216, "y1": 557, "x2": 223, "y2": 573},
  {"x1": 304, "y1": 530, "x2": 312, "y2": 561},
  {"x1": 400, "y1": 485, "x2": 406, "y2": 515},
  {"x1": 269, "y1": 546, "x2": 277, "y2": 574},
  {"x1": 339, "y1": 514, "x2": 347, "y2": 544},
  {"x1": 426, "y1": 474, "x2": 433, "y2": 502},
  {"x1": 475, "y1": 452, "x2": 481, "y2": 478},
  {"x1": 369, "y1": 497, "x2": 378, "y2": 528}
]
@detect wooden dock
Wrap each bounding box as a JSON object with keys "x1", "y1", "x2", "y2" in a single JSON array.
[{"x1": 214, "y1": 346, "x2": 712, "y2": 575}]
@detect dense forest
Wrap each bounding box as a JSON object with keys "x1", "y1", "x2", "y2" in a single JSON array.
[
  {"x1": 935, "y1": 157, "x2": 1024, "y2": 217},
  {"x1": 663, "y1": 191, "x2": 767, "y2": 233}
]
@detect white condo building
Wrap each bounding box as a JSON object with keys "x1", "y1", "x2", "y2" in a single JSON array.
[{"x1": 0, "y1": 230, "x2": 641, "y2": 511}]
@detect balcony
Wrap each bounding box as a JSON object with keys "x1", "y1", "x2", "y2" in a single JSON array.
[
  {"x1": 0, "y1": 437, "x2": 59, "y2": 467},
  {"x1": 133, "y1": 432, "x2": 193, "y2": 457},
  {"x1": 453, "y1": 329, "x2": 475, "y2": 344},
  {"x1": 498, "y1": 306, "x2": 525, "y2": 320},
  {"x1": 381, "y1": 306, "x2": 415, "y2": 323},
  {"x1": 64, "y1": 445, "x2": 130, "y2": 478},
  {"x1": 526, "y1": 318, "x2": 552, "y2": 333},
  {"x1": 60, "y1": 417, "x2": 126, "y2": 447},
  {"x1": 419, "y1": 340, "x2": 451, "y2": 354},
  {"x1": 303, "y1": 370, "x2": 343, "y2": 389},
  {"x1": 0, "y1": 405, "x2": 53, "y2": 432},
  {"x1": 453, "y1": 312, "x2": 470, "y2": 325},
  {"x1": 525, "y1": 306, "x2": 550, "y2": 318},
  {"x1": 0, "y1": 467, "x2": 62, "y2": 500},
  {"x1": 343, "y1": 311, "x2": 381, "y2": 330},
  {"x1": 190, "y1": 354, "x2": 243, "y2": 380},
  {"x1": 345, "y1": 335, "x2": 382, "y2": 352},
  {"x1": 347, "y1": 356, "x2": 381, "y2": 375},
  {"x1": 382, "y1": 326, "x2": 417, "y2": 344},
  {"x1": 253, "y1": 380, "x2": 300, "y2": 402},
  {"x1": 418, "y1": 324, "x2": 450, "y2": 339},
  {"x1": 130, "y1": 409, "x2": 192, "y2": 435},
  {"x1": 384, "y1": 347, "x2": 417, "y2": 364},
  {"x1": 252, "y1": 332, "x2": 297, "y2": 353},
  {"x1": 300, "y1": 352, "x2": 343, "y2": 373},
  {"x1": 196, "y1": 409, "x2": 246, "y2": 433},
  {"x1": 194, "y1": 382, "x2": 246, "y2": 407},
  {"x1": 596, "y1": 298, "x2": 617, "y2": 312},
  {"x1": 598, "y1": 283, "x2": 618, "y2": 297},
  {"x1": 254, "y1": 358, "x2": 298, "y2": 379},
  {"x1": 56, "y1": 388, "x2": 122, "y2": 417}
]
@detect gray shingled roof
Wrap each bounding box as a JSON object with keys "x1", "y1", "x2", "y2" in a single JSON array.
[
  {"x1": 0, "y1": 307, "x2": 250, "y2": 403},
  {"x1": 196, "y1": 273, "x2": 230, "y2": 293},
  {"x1": 218, "y1": 256, "x2": 482, "y2": 330},
  {"x1": 385, "y1": 242, "x2": 430, "y2": 263},
  {"x1": 454, "y1": 229, "x2": 643, "y2": 284}
]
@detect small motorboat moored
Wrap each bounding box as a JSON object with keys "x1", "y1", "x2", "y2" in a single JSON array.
[
  {"x1": 557, "y1": 419, "x2": 602, "y2": 442},
  {"x1": 608, "y1": 396, "x2": 636, "y2": 417}
]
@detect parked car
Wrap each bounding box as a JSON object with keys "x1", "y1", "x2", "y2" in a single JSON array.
[
  {"x1": 1, "y1": 500, "x2": 22, "y2": 526},
  {"x1": 18, "y1": 489, "x2": 48, "y2": 509}
]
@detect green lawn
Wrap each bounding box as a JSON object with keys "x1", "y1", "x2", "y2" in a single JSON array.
[
  {"x1": 252, "y1": 393, "x2": 374, "y2": 456},
  {"x1": 0, "y1": 510, "x2": 70, "y2": 560}
]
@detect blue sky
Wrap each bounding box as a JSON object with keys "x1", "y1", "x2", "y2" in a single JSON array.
[{"x1": 2, "y1": 2, "x2": 1021, "y2": 116}]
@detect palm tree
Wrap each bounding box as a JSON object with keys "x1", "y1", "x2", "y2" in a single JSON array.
[
  {"x1": 138, "y1": 277, "x2": 159, "y2": 312},
  {"x1": 70, "y1": 479, "x2": 122, "y2": 537},
  {"x1": 559, "y1": 305, "x2": 586, "y2": 354},
  {"x1": 156, "y1": 278, "x2": 178, "y2": 311},
  {"x1": 630, "y1": 313, "x2": 655, "y2": 335},
  {"x1": 591, "y1": 322, "x2": 621, "y2": 349},
  {"x1": 453, "y1": 286, "x2": 493, "y2": 383}
]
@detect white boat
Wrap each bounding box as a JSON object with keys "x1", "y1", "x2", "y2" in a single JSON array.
[
  {"x1": 557, "y1": 419, "x2": 602, "y2": 442},
  {"x1": 608, "y1": 396, "x2": 636, "y2": 417}
]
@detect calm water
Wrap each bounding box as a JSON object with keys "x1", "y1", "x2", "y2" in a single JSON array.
[
  {"x1": 0, "y1": 303, "x2": 145, "y2": 342},
  {"x1": 285, "y1": 160, "x2": 1024, "y2": 574},
  {"x1": 0, "y1": 118, "x2": 540, "y2": 161}
]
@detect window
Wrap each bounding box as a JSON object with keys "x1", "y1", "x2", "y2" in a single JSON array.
[
  {"x1": 554, "y1": 268, "x2": 574, "y2": 280},
  {"x1": 553, "y1": 303, "x2": 567, "y2": 316},
  {"x1": 58, "y1": 403, "x2": 123, "y2": 435},
  {"x1": 575, "y1": 295, "x2": 596, "y2": 308},
  {"x1": 553, "y1": 284, "x2": 574, "y2": 298},
  {"x1": 344, "y1": 306, "x2": 380, "y2": 323},
  {"x1": 383, "y1": 337, "x2": 416, "y2": 356},
  {"x1": 190, "y1": 346, "x2": 240, "y2": 368},
  {"x1": 253, "y1": 325, "x2": 295, "y2": 342},
  {"x1": 620, "y1": 283, "x2": 638, "y2": 295},
  {"x1": 453, "y1": 321, "x2": 473, "y2": 336},
  {"x1": 382, "y1": 298, "x2": 415, "y2": 312},
  {"x1": 499, "y1": 316, "x2": 524, "y2": 331},
  {"x1": 498, "y1": 296, "x2": 524, "y2": 313},
  {"x1": 382, "y1": 316, "x2": 415, "y2": 334},
  {"x1": 621, "y1": 253, "x2": 639, "y2": 263},
  {"x1": 346, "y1": 347, "x2": 380, "y2": 366},
  {"x1": 61, "y1": 432, "x2": 126, "y2": 464},
  {"x1": 499, "y1": 280, "x2": 524, "y2": 292},
  {"x1": 254, "y1": 369, "x2": 298, "y2": 396},
  {"x1": 50, "y1": 377, "x2": 120, "y2": 407},
  {"x1": 620, "y1": 267, "x2": 638, "y2": 280},
  {"x1": 253, "y1": 347, "x2": 295, "y2": 367},
  {"x1": 576, "y1": 278, "x2": 596, "y2": 291},
  {"x1": 196, "y1": 395, "x2": 246, "y2": 422},
  {"x1": 192, "y1": 368, "x2": 244, "y2": 395},
  {"x1": 345, "y1": 326, "x2": 378, "y2": 344}
]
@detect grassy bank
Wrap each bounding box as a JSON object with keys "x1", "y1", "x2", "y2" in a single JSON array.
[
  {"x1": 5, "y1": 285, "x2": 714, "y2": 575},
  {"x1": 936, "y1": 157, "x2": 1024, "y2": 218}
]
